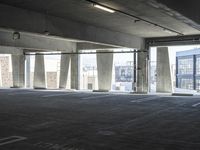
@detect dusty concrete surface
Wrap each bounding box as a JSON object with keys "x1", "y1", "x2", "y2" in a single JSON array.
[{"x1": 0, "y1": 89, "x2": 200, "y2": 150}]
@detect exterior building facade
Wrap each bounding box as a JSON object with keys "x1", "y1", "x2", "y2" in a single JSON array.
[{"x1": 176, "y1": 49, "x2": 200, "y2": 91}]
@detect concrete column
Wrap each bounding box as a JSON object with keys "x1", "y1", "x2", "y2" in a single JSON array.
[
  {"x1": 0, "y1": 64, "x2": 2, "y2": 87},
  {"x1": 156, "y1": 47, "x2": 173, "y2": 93},
  {"x1": 59, "y1": 54, "x2": 71, "y2": 89},
  {"x1": 71, "y1": 54, "x2": 80, "y2": 90},
  {"x1": 12, "y1": 54, "x2": 25, "y2": 88},
  {"x1": 133, "y1": 49, "x2": 137, "y2": 92},
  {"x1": 137, "y1": 51, "x2": 148, "y2": 93},
  {"x1": 33, "y1": 54, "x2": 46, "y2": 89},
  {"x1": 25, "y1": 55, "x2": 31, "y2": 88},
  {"x1": 96, "y1": 51, "x2": 113, "y2": 92}
]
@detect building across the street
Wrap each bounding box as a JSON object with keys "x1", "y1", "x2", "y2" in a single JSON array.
[{"x1": 176, "y1": 48, "x2": 200, "y2": 91}]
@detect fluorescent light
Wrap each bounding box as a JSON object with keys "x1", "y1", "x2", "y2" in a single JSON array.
[{"x1": 93, "y1": 4, "x2": 115, "y2": 13}]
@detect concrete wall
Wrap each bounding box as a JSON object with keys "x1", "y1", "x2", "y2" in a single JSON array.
[{"x1": 0, "y1": 56, "x2": 12, "y2": 87}]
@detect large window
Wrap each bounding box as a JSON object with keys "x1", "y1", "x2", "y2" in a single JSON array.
[
  {"x1": 196, "y1": 56, "x2": 200, "y2": 75},
  {"x1": 80, "y1": 52, "x2": 98, "y2": 90},
  {"x1": 178, "y1": 78, "x2": 193, "y2": 90},
  {"x1": 196, "y1": 79, "x2": 200, "y2": 91},
  {"x1": 177, "y1": 57, "x2": 193, "y2": 75},
  {"x1": 112, "y1": 50, "x2": 134, "y2": 92}
]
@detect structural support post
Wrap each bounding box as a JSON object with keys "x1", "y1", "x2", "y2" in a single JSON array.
[
  {"x1": 59, "y1": 54, "x2": 71, "y2": 89},
  {"x1": 133, "y1": 49, "x2": 137, "y2": 92},
  {"x1": 71, "y1": 54, "x2": 80, "y2": 90},
  {"x1": 96, "y1": 51, "x2": 113, "y2": 92},
  {"x1": 0, "y1": 64, "x2": 2, "y2": 87},
  {"x1": 137, "y1": 51, "x2": 148, "y2": 93},
  {"x1": 25, "y1": 55, "x2": 31, "y2": 88},
  {"x1": 156, "y1": 47, "x2": 173, "y2": 93},
  {"x1": 33, "y1": 54, "x2": 46, "y2": 89},
  {"x1": 11, "y1": 54, "x2": 25, "y2": 88}
]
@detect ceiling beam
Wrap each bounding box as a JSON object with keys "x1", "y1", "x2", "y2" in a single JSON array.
[
  {"x1": 146, "y1": 34, "x2": 200, "y2": 47},
  {"x1": 0, "y1": 4, "x2": 144, "y2": 49},
  {"x1": 77, "y1": 43, "x2": 120, "y2": 50},
  {"x1": 0, "y1": 29, "x2": 76, "y2": 52},
  {"x1": 0, "y1": 46, "x2": 23, "y2": 55}
]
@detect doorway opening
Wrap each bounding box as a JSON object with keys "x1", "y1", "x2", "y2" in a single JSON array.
[
  {"x1": 149, "y1": 45, "x2": 200, "y2": 94},
  {"x1": 111, "y1": 49, "x2": 135, "y2": 92},
  {"x1": 80, "y1": 50, "x2": 98, "y2": 91}
]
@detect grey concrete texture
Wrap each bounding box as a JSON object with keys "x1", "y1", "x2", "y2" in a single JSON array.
[
  {"x1": 0, "y1": 46, "x2": 23, "y2": 55},
  {"x1": 59, "y1": 54, "x2": 71, "y2": 89},
  {"x1": 156, "y1": 0, "x2": 200, "y2": 30},
  {"x1": 71, "y1": 54, "x2": 80, "y2": 90},
  {"x1": 0, "y1": 29, "x2": 76, "y2": 52},
  {"x1": 137, "y1": 51, "x2": 148, "y2": 93},
  {"x1": 11, "y1": 55, "x2": 25, "y2": 88},
  {"x1": 0, "y1": 0, "x2": 199, "y2": 37},
  {"x1": 77, "y1": 43, "x2": 120, "y2": 51},
  {"x1": 0, "y1": 89, "x2": 200, "y2": 149},
  {"x1": 0, "y1": 4, "x2": 143, "y2": 49},
  {"x1": 33, "y1": 55, "x2": 46, "y2": 89},
  {"x1": 25, "y1": 55, "x2": 31, "y2": 88},
  {"x1": 97, "y1": 51, "x2": 113, "y2": 91},
  {"x1": 156, "y1": 47, "x2": 173, "y2": 93}
]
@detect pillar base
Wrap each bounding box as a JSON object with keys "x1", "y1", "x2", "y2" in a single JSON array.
[
  {"x1": 130, "y1": 92, "x2": 148, "y2": 94},
  {"x1": 33, "y1": 87, "x2": 46, "y2": 90},
  {"x1": 93, "y1": 90, "x2": 109, "y2": 92},
  {"x1": 10, "y1": 86, "x2": 24, "y2": 88},
  {"x1": 59, "y1": 88, "x2": 77, "y2": 92},
  {"x1": 172, "y1": 93, "x2": 193, "y2": 96}
]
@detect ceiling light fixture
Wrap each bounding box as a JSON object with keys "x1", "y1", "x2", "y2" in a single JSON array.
[{"x1": 93, "y1": 4, "x2": 115, "y2": 13}]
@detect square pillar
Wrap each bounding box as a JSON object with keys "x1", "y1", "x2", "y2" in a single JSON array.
[
  {"x1": 25, "y1": 55, "x2": 31, "y2": 88},
  {"x1": 0, "y1": 64, "x2": 2, "y2": 87},
  {"x1": 96, "y1": 51, "x2": 113, "y2": 92},
  {"x1": 137, "y1": 51, "x2": 148, "y2": 93},
  {"x1": 156, "y1": 47, "x2": 173, "y2": 93},
  {"x1": 133, "y1": 49, "x2": 137, "y2": 92},
  {"x1": 33, "y1": 54, "x2": 46, "y2": 89},
  {"x1": 59, "y1": 54, "x2": 71, "y2": 89},
  {"x1": 71, "y1": 54, "x2": 80, "y2": 90},
  {"x1": 12, "y1": 54, "x2": 25, "y2": 88}
]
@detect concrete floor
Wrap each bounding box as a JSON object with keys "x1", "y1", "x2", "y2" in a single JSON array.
[{"x1": 0, "y1": 89, "x2": 200, "y2": 150}]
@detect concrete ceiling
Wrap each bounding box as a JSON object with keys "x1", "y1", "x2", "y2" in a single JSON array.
[
  {"x1": 156, "y1": 0, "x2": 200, "y2": 29},
  {"x1": 0, "y1": 0, "x2": 199, "y2": 38}
]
